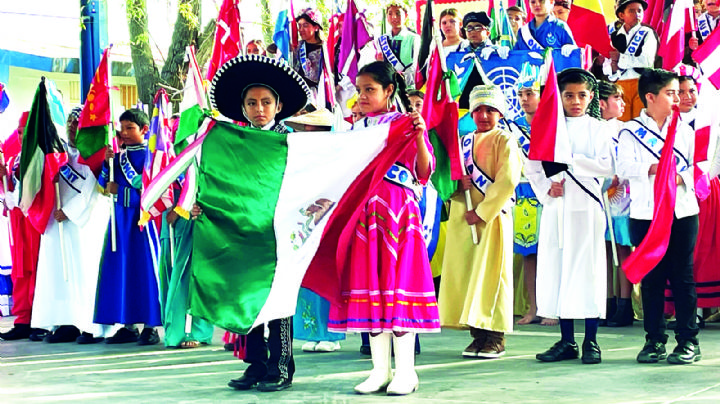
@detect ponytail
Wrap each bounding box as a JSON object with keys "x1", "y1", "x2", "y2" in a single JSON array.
[{"x1": 394, "y1": 72, "x2": 413, "y2": 113}]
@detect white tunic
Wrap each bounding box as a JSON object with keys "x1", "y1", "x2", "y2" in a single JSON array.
[
  {"x1": 526, "y1": 115, "x2": 614, "y2": 319},
  {"x1": 30, "y1": 148, "x2": 113, "y2": 335}
]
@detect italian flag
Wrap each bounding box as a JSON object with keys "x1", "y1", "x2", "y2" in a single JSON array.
[
  {"x1": 143, "y1": 112, "x2": 416, "y2": 334},
  {"x1": 75, "y1": 48, "x2": 111, "y2": 176}
]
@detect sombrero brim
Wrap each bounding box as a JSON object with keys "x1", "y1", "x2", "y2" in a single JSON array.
[{"x1": 210, "y1": 54, "x2": 311, "y2": 123}]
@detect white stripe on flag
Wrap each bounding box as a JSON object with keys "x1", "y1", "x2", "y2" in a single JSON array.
[{"x1": 252, "y1": 123, "x2": 392, "y2": 327}]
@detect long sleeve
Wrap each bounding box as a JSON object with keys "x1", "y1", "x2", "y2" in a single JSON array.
[
  {"x1": 617, "y1": 29, "x2": 657, "y2": 70},
  {"x1": 61, "y1": 164, "x2": 103, "y2": 227},
  {"x1": 524, "y1": 159, "x2": 554, "y2": 206},
  {"x1": 475, "y1": 135, "x2": 523, "y2": 222},
  {"x1": 616, "y1": 128, "x2": 653, "y2": 180},
  {"x1": 570, "y1": 127, "x2": 614, "y2": 178}
]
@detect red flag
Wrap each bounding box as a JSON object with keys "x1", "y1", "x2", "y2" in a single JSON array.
[
  {"x1": 643, "y1": 0, "x2": 667, "y2": 34},
  {"x1": 658, "y1": 0, "x2": 695, "y2": 70},
  {"x1": 327, "y1": 13, "x2": 343, "y2": 71},
  {"x1": 622, "y1": 107, "x2": 681, "y2": 284},
  {"x1": 566, "y1": 0, "x2": 613, "y2": 58},
  {"x1": 76, "y1": 47, "x2": 111, "y2": 176},
  {"x1": 692, "y1": 27, "x2": 720, "y2": 89},
  {"x1": 206, "y1": 0, "x2": 242, "y2": 81},
  {"x1": 528, "y1": 55, "x2": 572, "y2": 165}
]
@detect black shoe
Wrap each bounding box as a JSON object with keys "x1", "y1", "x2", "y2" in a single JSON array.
[
  {"x1": 138, "y1": 328, "x2": 160, "y2": 345},
  {"x1": 581, "y1": 340, "x2": 601, "y2": 364},
  {"x1": 415, "y1": 334, "x2": 421, "y2": 355},
  {"x1": 667, "y1": 340, "x2": 701, "y2": 364},
  {"x1": 0, "y1": 324, "x2": 31, "y2": 340},
  {"x1": 359, "y1": 345, "x2": 371, "y2": 355},
  {"x1": 607, "y1": 298, "x2": 634, "y2": 327},
  {"x1": 536, "y1": 340, "x2": 579, "y2": 362},
  {"x1": 636, "y1": 341, "x2": 667, "y2": 363},
  {"x1": 257, "y1": 376, "x2": 292, "y2": 392},
  {"x1": 224, "y1": 342, "x2": 235, "y2": 351},
  {"x1": 28, "y1": 328, "x2": 50, "y2": 341},
  {"x1": 45, "y1": 326, "x2": 80, "y2": 343},
  {"x1": 106, "y1": 327, "x2": 140, "y2": 344},
  {"x1": 600, "y1": 298, "x2": 617, "y2": 327},
  {"x1": 76, "y1": 332, "x2": 104, "y2": 344},
  {"x1": 228, "y1": 374, "x2": 262, "y2": 390}
]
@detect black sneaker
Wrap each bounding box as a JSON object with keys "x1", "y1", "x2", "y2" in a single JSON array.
[
  {"x1": 76, "y1": 332, "x2": 104, "y2": 344},
  {"x1": 0, "y1": 324, "x2": 31, "y2": 341},
  {"x1": 106, "y1": 327, "x2": 140, "y2": 344},
  {"x1": 667, "y1": 340, "x2": 701, "y2": 364},
  {"x1": 44, "y1": 326, "x2": 81, "y2": 343},
  {"x1": 28, "y1": 328, "x2": 50, "y2": 341},
  {"x1": 138, "y1": 328, "x2": 160, "y2": 346},
  {"x1": 636, "y1": 341, "x2": 667, "y2": 363},
  {"x1": 581, "y1": 340, "x2": 601, "y2": 364},
  {"x1": 536, "y1": 340, "x2": 579, "y2": 362}
]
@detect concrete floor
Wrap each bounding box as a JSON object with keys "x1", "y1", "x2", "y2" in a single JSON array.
[{"x1": 1, "y1": 315, "x2": 719, "y2": 404}]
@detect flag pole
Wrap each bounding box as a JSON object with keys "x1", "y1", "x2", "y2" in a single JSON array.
[
  {"x1": 603, "y1": 191, "x2": 619, "y2": 267},
  {"x1": 0, "y1": 151, "x2": 13, "y2": 246},
  {"x1": 107, "y1": 46, "x2": 117, "y2": 252},
  {"x1": 433, "y1": 27, "x2": 479, "y2": 244},
  {"x1": 55, "y1": 182, "x2": 69, "y2": 281}
]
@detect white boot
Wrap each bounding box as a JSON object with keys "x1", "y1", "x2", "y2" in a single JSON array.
[
  {"x1": 386, "y1": 332, "x2": 419, "y2": 395},
  {"x1": 354, "y1": 333, "x2": 393, "y2": 394}
]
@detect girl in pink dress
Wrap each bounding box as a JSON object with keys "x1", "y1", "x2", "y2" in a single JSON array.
[{"x1": 328, "y1": 61, "x2": 440, "y2": 396}]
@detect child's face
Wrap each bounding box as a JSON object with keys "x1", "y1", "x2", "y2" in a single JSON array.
[
  {"x1": 409, "y1": 95, "x2": 423, "y2": 112},
  {"x1": 647, "y1": 80, "x2": 679, "y2": 118},
  {"x1": 387, "y1": 6, "x2": 406, "y2": 29},
  {"x1": 119, "y1": 120, "x2": 147, "y2": 145},
  {"x1": 472, "y1": 105, "x2": 502, "y2": 132},
  {"x1": 297, "y1": 18, "x2": 319, "y2": 42},
  {"x1": 707, "y1": 1, "x2": 719, "y2": 14},
  {"x1": 355, "y1": 74, "x2": 394, "y2": 115},
  {"x1": 678, "y1": 80, "x2": 698, "y2": 113},
  {"x1": 507, "y1": 11, "x2": 525, "y2": 30},
  {"x1": 530, "y1": 0, "x2": 552, "y2": 18},
  {"x1": 601, "y1": 94, "x2": 626, "y2": 120},
  {"x1": 351, "y1": 103, "x2": 365, "y2": 123},
  {"x1": 243, "y1": 86, "x2": 281, "y2": 127},
  {"x1": 465, "y1": 22, "x2": 490, "y2": 46},
  {"x1": 519, "y1": 88, "x2": 540, "y2": 115},
  {"x1": 561, "y1": 82, "x2": 593, "y2": 118},
  {"x1": 553, "y1": 4, "x2": 570, "y2": 22},
  {"x1": 440, "y1": 14, "x2": 462, "y2": 39},
  {"x1": 619, "y1": 2, "x2": 643, "y2": 27}
]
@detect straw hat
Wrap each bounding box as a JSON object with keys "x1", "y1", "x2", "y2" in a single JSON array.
[{"x1": 284, "y1": 108, "x2": 334, "y2": 131}]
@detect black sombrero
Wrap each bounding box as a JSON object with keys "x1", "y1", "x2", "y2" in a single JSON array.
[{"x1": 209, "y1": 54, "x2": 312, "y2": 123}]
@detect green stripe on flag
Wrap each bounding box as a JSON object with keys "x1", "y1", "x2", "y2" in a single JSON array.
[
  {"x1": 429, "y1": 129, "x2": 457, "y2": 201},
  {"x1": 189, "y1": 121, "x2": 289, "y2": 334},
  {"x1": 75, "y1": 125, "x2": 109, "y2": 159}
]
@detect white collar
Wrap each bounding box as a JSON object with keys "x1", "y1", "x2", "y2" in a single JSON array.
[{"x1": 251, "y1": 119, "x2": 276, "y2": 130}]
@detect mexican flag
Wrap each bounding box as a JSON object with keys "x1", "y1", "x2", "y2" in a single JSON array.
[
  {"x1": 75, "y1": 47, "x2": 111, "y2": 176},
  {"x1": 143, "y1": 113, "x2": 417, "y2": 334}
]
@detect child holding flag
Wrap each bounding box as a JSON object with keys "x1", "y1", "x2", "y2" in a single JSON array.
[
  {"x1": 617, "y1": 69, "x2": 700, "y2": 364},
  {"x1": 513, "y1": 0, "x2": 576, "y2": 55},
  {"x1": 94, "y1": 108, "x2": 162, "y2": 346},
  {"x1": 528, "y1": 68, "x2": 614, "y2": 365}
]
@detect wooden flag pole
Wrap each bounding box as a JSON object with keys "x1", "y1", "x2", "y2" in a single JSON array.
[
  {"x1": 55, "y1": 183, "x2": 69, "y2": 281},
  {"x1": 433, "y1": 28, "x2": 479, "y2": 245}
]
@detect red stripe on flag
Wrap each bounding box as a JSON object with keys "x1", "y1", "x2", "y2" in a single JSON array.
[
  {"x1": 529, "y1": 58, "x2": 561, "y2": 162},
  {"x1": 26, "y1": 152, "x2": 68, "y2": 234},
  {"x1": 566, "y1": 4, "x2": 613, "y2": 58},
  {"x1": 303, "y1": 116, "x2": 417, "y2": 306}
]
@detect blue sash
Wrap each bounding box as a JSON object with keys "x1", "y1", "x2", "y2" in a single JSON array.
[
  {"x1": 299, "y1": 42, "x2": 310, "y2": 77},
  {"x1": 626, "y1": 27, "x2": 649, "y2": 55},
  {"x1": 378, "y1": 35, "x2": 407, "y2": 72},
  {"x1": 519, "y1": 25, "x2": 544, "y2": 51},
  {"x1": 119, "y1": 149, "x2": 142, "y2": 189},
  {"x1": 384, "y1": 162, "x2": 421, "y2": 200},
  {"x1": 622, "y1": 119, "x2": 690, "y2": 172}
]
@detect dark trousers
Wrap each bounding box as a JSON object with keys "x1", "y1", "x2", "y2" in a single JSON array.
[
  {"x1": 629, "y1": 215, "x2": 699, "y2": 345},
  {"x1": 244, "y1": 317, "x2": 295, "y2": 381}
]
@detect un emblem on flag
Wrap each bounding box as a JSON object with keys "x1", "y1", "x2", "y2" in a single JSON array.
[{"x1": 486, "y1": 66, "x2": 522, "y2": 121}]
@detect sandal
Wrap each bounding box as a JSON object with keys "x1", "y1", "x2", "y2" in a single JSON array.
[{"x1": 179, "y1": 340, "x2": 200, "y2": 349}]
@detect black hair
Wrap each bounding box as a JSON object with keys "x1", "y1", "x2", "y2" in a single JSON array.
[
  {"x1": 557, "y1": 68, "x2": 601, "y2": 118},
  {"x1": 357, "y1": 61, "x2": 414, "y2": 112},
  {"x1": 407, "y1": 90, "x2": 425, "y2": 99},
  {"x1": 638, "y1": 68, "x2": 678, "y2": 108},
  {"x1": 119, "y1": 108, "x2": 150, "y2": 128},
  {"x1": 678, "y1": 75, "x2": 698, "y2": 86},
  {"x1": 598, "y1": 80, "x2": 623, "y2": 101},
  {"x1": 242, "y1": 84, "x2": 280, "y2": 104}
]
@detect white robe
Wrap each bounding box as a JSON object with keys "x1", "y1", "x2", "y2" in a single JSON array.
[
  {"x1": 30, "y1": 148, "x2": 113, "y2": 335},
  {"x1": 526, "y1": 115, "x2": 614, "y2": 319}
]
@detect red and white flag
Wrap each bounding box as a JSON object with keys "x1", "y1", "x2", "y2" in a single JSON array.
[
  {"x1": 659, "y1": 0, "x2": 696, "y2": 70},
  {"x1": 528, "y1": 54, "x2": 572, "y2": 166},
  {"x1": 693, "y1": 26, "x2": 720, "y2": 90},
  {"x1": 206, "y1": 0, "x2": 242, "y2": 81}
]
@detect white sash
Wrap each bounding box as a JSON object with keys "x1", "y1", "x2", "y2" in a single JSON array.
[
  {"x1": 698, "y1": 14, "x2": 715, "y2": 41},
  {"x1": 622, "y1": 119, "x2": 690, "y2": 172},
  {"x1": 59, "y1": 164, "x2": 85, "y2": 194},
  {"x1": 626, "y1": 27, "x2": 649, "y2": 55},
  {"x1": 462, "y1": 132, "x2": 516, "y2": 212},
  {"x1": 378, "y1": 35, "x2": 407, "y2": 72},
  {"x1": 519, "y1": 25, "x2": 544, "y2": 51},
  {"x1": 504, "y1": 120, "x2": 531, "y2": 158},
  {"x1": 384, "y1": 162, "x2": 422, "y2": 199}
]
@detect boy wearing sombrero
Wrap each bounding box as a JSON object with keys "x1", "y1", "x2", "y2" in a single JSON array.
[
  {"x1": 606, "y1": 0, "x2": 657, "y2": 121},
  {"x1": 206, "y1": 54, "x2": 312, "y2": 392}
]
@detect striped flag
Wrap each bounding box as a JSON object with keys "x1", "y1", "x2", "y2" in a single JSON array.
[
  {"x1": 141, "y1": 115, "x2": 417, "y2": 333},
  {"x1": 567, "y1": 0, "x2": 613, "y2": 57},
  {"x1": 19, "y1": 78, "x2": 68, "y2": 234},
  {"x1": 273, "y1": 1, "x2": 291, "y2": 62},
  {"x1": 692, "y1": 26, "x2": 720, "y2": 89},
  {"x1": 659, "y1": 0, "x2": 696, "y2": 70},
  {"x1": 337, "y1": 0, "x2": 373, "y2": 84},
  {"x1": 0, "y1": 82, "x2": 10, "y2": 113},
  {"x1": 528, "y1": 53, "x2": 572, "y2": 170}
]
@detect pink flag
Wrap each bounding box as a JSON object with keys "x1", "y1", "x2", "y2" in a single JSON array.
[
  {"x1": 528, "y1": 55, "x2": 572, "y2": 165},
  {"x1": 338, "y1": 0, "x2": 373, "y2": 84},
  {"x1": 206, "y1": 0, "x2": 242, "y2": 81},
  {"x1": 692, "y1": 27, "x2": 720, "y2": 89},
  {"x1": 659, "y1": 0, "x2": 695, "y2": 70},
  {"x1": 623, "y1": 107, "x2": 681, "y2": 284},
  {"x1": 643, "y1": 0, "x2": 667, "y2": 34}
]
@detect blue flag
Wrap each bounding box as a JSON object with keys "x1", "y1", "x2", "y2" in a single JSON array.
[{"x1": 273, "y1": 10, "x2": 291, "y2": 62}]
